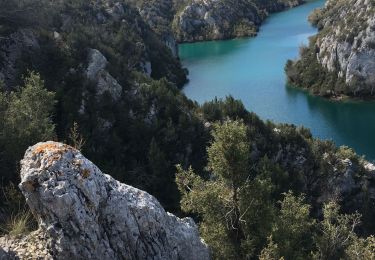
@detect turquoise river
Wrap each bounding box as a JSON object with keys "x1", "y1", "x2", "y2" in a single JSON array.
[{"x1": 179, "y1": 0, "x2": 375, "y2": 161}]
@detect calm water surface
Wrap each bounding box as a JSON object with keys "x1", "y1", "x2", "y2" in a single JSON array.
[{"x1": 179, "y1": 0, "x2": 375, "y2": 161}]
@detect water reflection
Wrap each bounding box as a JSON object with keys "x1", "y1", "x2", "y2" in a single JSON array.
[
  {"x1": 287, "y1": 86, "x2": 375, "y2": 160},
  {"x1": 179, "y1": 39, "x2": 249, "y2": 63}
]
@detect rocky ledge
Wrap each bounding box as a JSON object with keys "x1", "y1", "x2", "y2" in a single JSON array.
[{"x1": 0, "y1": 142, "x2": 209, "y2": 260}]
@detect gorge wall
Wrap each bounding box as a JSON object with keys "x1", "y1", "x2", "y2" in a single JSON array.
[
  {"x1": 172, "y1": 0, "x2": 304, "y2": 42},
  {"x1": 131, "y1": 0, "x2": 304, "y2": 43},
  {"x1": 0, "y1": 0, "x2": 202, "y2": 212}
]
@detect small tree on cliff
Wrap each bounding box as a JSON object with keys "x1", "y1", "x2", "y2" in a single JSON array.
[
  {"x1": 271, "y1": 191, "x2": 315, "y2": 259},
  {"x1": 206, "y1": 120, "x2": 250, "y2": 241},
  {"x1": 313, "y1": 202, "x2": 362, "y2": 260},
  {"x1": 0, "y1": 71, "x2": 56, "y2": 182},
  {"x1": 177, "y1": 120, "x2": 275, "y2": 258}
]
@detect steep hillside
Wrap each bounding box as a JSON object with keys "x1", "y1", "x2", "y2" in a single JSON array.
[
  {"x1": 129, "y1": 0, "x2": 179, "y2": 56},
  {"x1": 173, "y1": 0, "x2": 304, "y2": 42},
  {"x1": 286, "y1": 0, "x2": 375, "y2": 98},
  {"x1": 0, "y1": 0, "x2": 187, "y2": 88},
  {"x1": 1, "y1": 1, "x2": 375, "y2": 258},
  {"x1": 2, "y1": 100, "x2": 375, "y2": 258},
  {"x1": 129, "y1": 0, "x2": 304, "y2": 44},
  {"x1": 0, "y1": 0, "x2": 203, "y2": 212}
]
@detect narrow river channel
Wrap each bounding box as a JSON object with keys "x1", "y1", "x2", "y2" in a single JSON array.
[{"x1": 179, "y1": 0, "x2": 375, "y2": 161}]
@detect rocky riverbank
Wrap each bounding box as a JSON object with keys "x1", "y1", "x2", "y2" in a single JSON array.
[
  {"x1": 130, "y1": 0, "x2": 304, "y2": 44},
  {"x1": 286, "y1": 0, "x2": 375, "y2": 98},
  {"x1": 172, "y1": 0, "x2": 304, "y2": 42}
]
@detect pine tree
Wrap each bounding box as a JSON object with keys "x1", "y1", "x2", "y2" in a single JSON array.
[{"x1": 0, "y1": 71, "x2": 56, "y2": 182}]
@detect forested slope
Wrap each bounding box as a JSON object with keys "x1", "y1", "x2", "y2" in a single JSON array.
[{"x1": 0, "y1": 1, "x2": 374, "y2": 259}]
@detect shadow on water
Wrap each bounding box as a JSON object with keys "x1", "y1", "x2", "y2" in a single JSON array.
[
  {"x1": 286, "y1": 87, "x2": 375, "y2": 161},
  {"x1": 179, "y1": 38, "x2": 250, "y2": 64}
]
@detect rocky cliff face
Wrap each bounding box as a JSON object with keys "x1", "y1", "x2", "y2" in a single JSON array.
[
  {"x1": 133, "y1": 0, "x2": 179, "y2": 56},
  {"x1": 130, "y1": 0, "x2": 303, "y2": 46},
  {"x1": 315, "y1": 0, "x2": 375, "y2": 95},
  {"x1": 173, "y1": 0, "x2": 262, "y2": 42},
  {"x1": 172, "y1": 0, "x2": 304, "y2": 42},
  {"x1": 85, "y1": 48, "x2": 123, "y2": 102},
  {"x1": 0, "y1": 142, "x2": 209, "y2": 260},
  {"x1": 288, "y1": 0, "x2": 375, "y2": 97}
]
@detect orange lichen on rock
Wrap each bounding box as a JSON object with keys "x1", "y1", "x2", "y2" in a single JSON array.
[
  {"x1": 31, "y1": 142, "x2": 77, "y2": 168},
  {"x1": 33, "y1": 142, "x2": 75, "y2": 155}
]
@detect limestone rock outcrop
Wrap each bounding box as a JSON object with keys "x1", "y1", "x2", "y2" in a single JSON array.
[
  {"x1": 315, "y1": 0, "x2": 375, "y2": 95},
  {"x1": 5, "y1": 142, "x2": 209, "y2": 260},
  {"x1": 85, "y1": 49, "x2": 122, "y2": 101},
  {"x1": 135, "y1": 0, "x2": 179, "y2": 56}
]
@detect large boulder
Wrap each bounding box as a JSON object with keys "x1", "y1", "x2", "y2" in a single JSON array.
[{"x1": 10, "y1": 142, "x2": 209, "y2": 260}]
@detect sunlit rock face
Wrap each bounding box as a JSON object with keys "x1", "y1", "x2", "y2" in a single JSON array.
[
  {"x1": 314, "y1": 0, "x2": 375, "y2": 95},
  {"x1": 16, "y1": 141, "x2": 209, "y2": 260},
  {"x1": 85, "y1": 48, "x2": 122, "y2": 101},
  {"x1": 172, "y1": 0, "x2": 303, "y2": 42},
  {"x1": 173, "y1": 0, "x2": 262, "y2": 42}
]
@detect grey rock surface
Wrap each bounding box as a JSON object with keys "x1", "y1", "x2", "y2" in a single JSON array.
[
  {"x1": 16, "y1": 142, "x2": 209, "y2": 260},
  {"x1": 136, "y1": 0, "x2": 179, "y2": 56},
  {"x1": 173, "y1": 0, "x2": 262, "y2": 42},
  {"x1": 0, "y1": 246, "x2": 17, "y2": 260},
  {"x1": 85, "y1": 49, "x2": 122, "y2": 101},
  {"x1": 313, "y1": 0, "x2": 375, "y2": 95},
  {"x1": 173, "y1": 0, "x2": 303, "y2": 42}
]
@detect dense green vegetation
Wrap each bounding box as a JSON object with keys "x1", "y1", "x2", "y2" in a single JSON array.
[
  {"x1": 0, "y1": 0, "x2": 52, "y2": 34},
  {"x1": 0, "y1": 0, "x2": 192, "y2": 213},
  {"x1": 0, "y1": 72, "x2": 56, "y2": 184},
  {"x1": 0, "y1": 72, "x2": 54, "y2": 234},
  {"x1": 177, "y1": 119, "x2": 375, "y2": 259},
  {"x1": 0, "y1": 0, "x2": 375, "y2": 259},
  {"x1": 285, "y1": 38, "x2": 347, "y2": 97}
]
